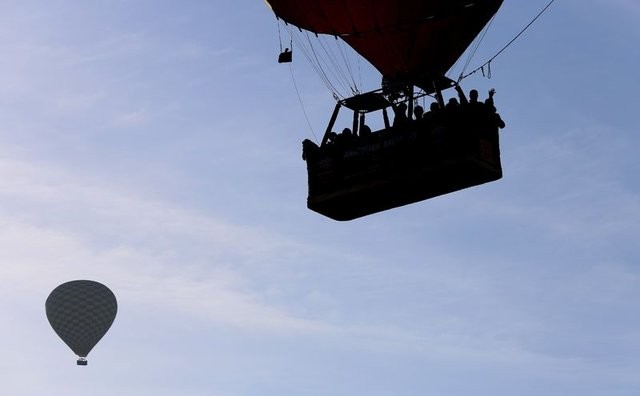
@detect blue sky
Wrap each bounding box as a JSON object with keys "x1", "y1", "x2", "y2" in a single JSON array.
[{"x1": 0, "y1": 1, "x2": 638, "y2": 395}]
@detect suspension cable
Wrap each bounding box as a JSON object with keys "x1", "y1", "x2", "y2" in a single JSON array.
[
  {"x1": 459, "y1": 0, "x2": 557, "y2": 82},
  {"x1": 286, "y1": 25, "x2": 364, "y2": 100},
  {"x1": 288, "y1": 64, "x2": 319, "y2": 144},
  {"x1": 336, "y1": 38, "x2": 360, "y2": 95},
  {"x1": 276, "y1": 20, "x2": 283, "y2": 52},
  {"x1": 288, "y1": 26, "x2": 343, "y2": 98},
  {"x1": 458, "y1": 14, "x2": 497, "y2": 77},
  {"x1": 316, "y1": 35, "x2": 354, "y2": 95}
]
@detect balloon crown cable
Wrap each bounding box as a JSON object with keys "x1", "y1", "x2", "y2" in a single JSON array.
[{"x1": 45, "y1": 280, "x2": 117, "y2": 365}]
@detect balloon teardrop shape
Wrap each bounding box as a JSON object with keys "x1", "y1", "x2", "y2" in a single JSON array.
[{"x1": 45, "y1": 280, "x2": 117, "y2": 365}]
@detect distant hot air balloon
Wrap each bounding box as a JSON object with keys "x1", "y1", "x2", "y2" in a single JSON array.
[
  {"x1": 45, "y1": 280, "x2": 117, "y2": 365},
  {"x1": 266, "y1": 0, "x2": 506, "y2": 221}
]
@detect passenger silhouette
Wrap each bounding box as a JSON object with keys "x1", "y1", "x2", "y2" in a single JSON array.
[
  {"x1": 359, "y1": 124, "x2": 372, "y2": 137},
  {"x1": 444, "y1": 97, "x2": 463, "y2": 135},
  {"x1": 392, "y1": 102, "x2": 409, "y2": 127},
  {"x1": 485, "y1": 88, "x2": 496, "y2": 107},
  {"x1": 413, "y1": 105, "x2": 424, "y2": 120},
  {"x1": 454, "y1": 84, "x2": 469, "y2": 106},
  {"x1": 467, "y1": 89, "x2": 487, "y2": 123},
  {"x1": 445, "y1": 98, "x2": 459, "y2": 111},
  {"x1": 469, "y1": 89, "x2": 483, "y2": 105},
  {"x1": 336, "y1": 127, "x2": 355, "y2": 146},
  {"x1": 489, "y1": 105, "x2": 506, "y2": 129},
  {"x1": 481, "y1": 88, "x2": 505, "y2": 129},
  {"x1": 422, "y1": 102, "x2": 441, "y2": 125}
]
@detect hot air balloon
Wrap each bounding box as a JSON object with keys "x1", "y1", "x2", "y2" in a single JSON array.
[
  {"x1": 45, "y1": 280, "x2": 117, "y2": 365},
  {"x1": 267, "y1": 0, "x2": 506, "y2": 221}
]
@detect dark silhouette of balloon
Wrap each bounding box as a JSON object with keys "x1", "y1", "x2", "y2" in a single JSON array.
[{"x1": 45, "y1": 280, "x2": 117, "y2": 365}]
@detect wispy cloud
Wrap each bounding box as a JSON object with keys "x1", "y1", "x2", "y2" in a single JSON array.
[
  {"x1": 112, "y1": 108, "x2": 150, "y2": 126},
  {"x1": 0, "y1": 156, "x2": 317, "y2": 324}
]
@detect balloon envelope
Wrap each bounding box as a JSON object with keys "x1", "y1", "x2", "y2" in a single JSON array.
[
  {"x1": 45, "y1": 280, "x2": 117, "y2": 361},
  {"x1": 266, "y1": 0, "x2": 503, "y2": 85}
]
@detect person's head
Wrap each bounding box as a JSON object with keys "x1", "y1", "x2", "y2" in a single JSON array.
[
  {"x1": 414, "y1": 105, "x2": 424, "y2": 118},
  {"x1": 341, "y1": 128, "x2": 352, "y2": 135},
  {"x1": 396, "y1": 102, "x2": 407, "y2": 114},
  {"x1": 447, "y1": 98, "x2": 459, "y2": 107},
  {"x1": 430, "y1": 102, "x2": 440, "y2": 111},
  {"x1": 469, "y1": 89, "x2": 479, "y2": 102}
]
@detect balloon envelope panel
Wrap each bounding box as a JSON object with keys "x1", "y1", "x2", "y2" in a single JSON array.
[
  {"x1": 266, "y1": 0, "x2": 503, "y2": 82},
  {"x1": 45, "y1": 280, "x2": 117, "y2": 358}
]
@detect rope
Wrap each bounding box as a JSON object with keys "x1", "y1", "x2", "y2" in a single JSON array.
[
  {"x1": 459, "y1": 0, "x2": 557, "y2": 82},
  {"x1": 288, "y1": 26, "x2": 343, "y2": 98},
  {"x1": 276, "y1": 20, "x2": 284, "y2": 52},
  {"x1": 286, "y1": 25, "x2": 363, "y2": 100},
  {"x1": 316, "y1": 35, "x2": 354, "y2": 95},
  {"x1": 458, "y1": 14, "x2": 496, "y2": 77},
  {"x1": 336, "y1": 38, "x2": 360, "y2": 95},
  {"x1": 288, "y1": 64, "x2": 319, "y2": 144}
]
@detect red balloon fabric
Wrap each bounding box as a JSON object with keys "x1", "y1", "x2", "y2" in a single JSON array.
[{"x1": 267, "y1": 0, "x2": 503, "y2": 84}]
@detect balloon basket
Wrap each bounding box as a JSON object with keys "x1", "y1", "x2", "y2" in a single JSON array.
[{"x1": 77, "y1": 358, "x2": 88, "y2": 366}]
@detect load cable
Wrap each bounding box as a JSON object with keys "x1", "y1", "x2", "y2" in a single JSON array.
[
  {"x1": 288, "y1": 64, "x2": 320, "y2": 144},
  {"x1": 458, "y1": 0, "x2": 557, "y2": 82}
]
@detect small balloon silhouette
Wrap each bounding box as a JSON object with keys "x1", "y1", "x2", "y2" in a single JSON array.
[{"x1": 45, "y1": 280, "x2": 117, "y2": 365}]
